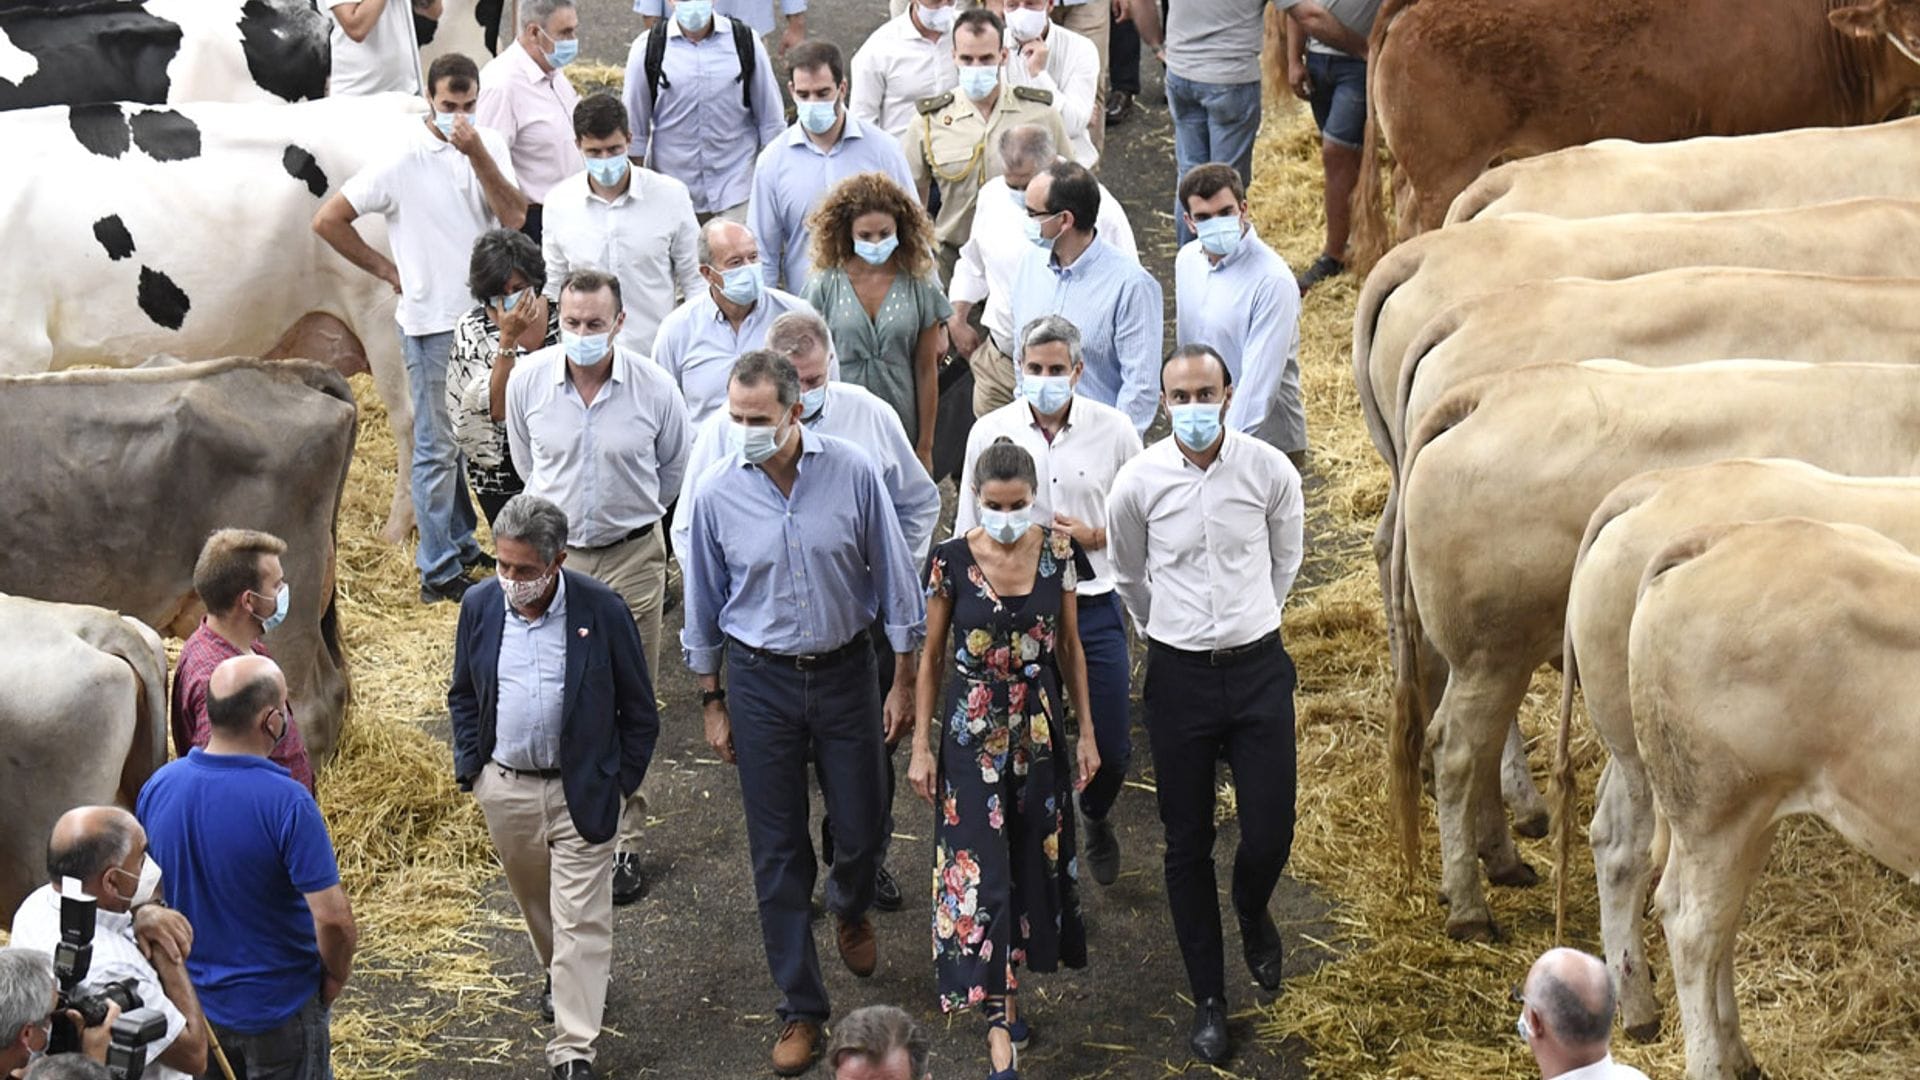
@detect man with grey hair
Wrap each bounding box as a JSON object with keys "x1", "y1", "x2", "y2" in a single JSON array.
[
  {"x1": 949, "y1": 124, "x2": 1137, "y2": 416},
  {"x1": 1517, "y1": 948, "x2": 1651, "y2": 1079},
  {"x1": 449, "y1": 493, "x2": 661, "y2": 1080},
  {"x1": 682, "y1": 350, "x2": 925, "y2": 1075},
  {"x1": 955, "y1": 314, "x2": 1141, "y2": 885},
  {"x1": 24, "y1": 1053, "x2": 111, "y2": 1080},
  {"x1": 827, "y1": 1004, "x2": 931, "y2": 1080},
  {"x1": 652, "y1": 219, "x2": 817, "y2": 424},
  {"x1": 0, "y1": 948, "x2": 61, "y2": 1077},
  {"x1": 478, "y1": 0, "x2": 585, "y2": 243}
]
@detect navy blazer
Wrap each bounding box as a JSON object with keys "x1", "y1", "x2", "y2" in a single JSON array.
[{"x1": 448, "y1": 570, "x2": 660, "y2": 845}]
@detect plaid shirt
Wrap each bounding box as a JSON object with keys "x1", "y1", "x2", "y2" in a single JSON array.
[{"x1": 169, "y1": 621, "x2": 316, "y2": 794}]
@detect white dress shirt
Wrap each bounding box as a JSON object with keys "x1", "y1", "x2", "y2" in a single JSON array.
[
  {"x1": 540, "y1": 168, "x2": 704, "y2": 355},
  {"x1": 1175, "y1": 224, "x2": 1305, "y2": 452},
  {"x1": 953, "y1": 394, "x2": 1142, "y2": 593},
  {"x1": 1106, "y1": 431, "x2": 1305, "y2": 650},
  {"x1": 849, "y1": 10, "x2": 958, "y2": 141},
  {"x1": 505, "y1": 344, "x2": 692, "y2": 546},
  {"x1": 674, "y1": 380, "x2": 941, "y2": 563},
  {"x1": 1003, "y1": 23, "x2": 1101, "y2": 166},
  {"x1": 951, "y1": 175, "x2": 1138, "y2": 353},
  {"x1": 1555, "y1": 1057, "x2": 1652, "y2": 1080},
  {"x1": 477, "y1": 41, "x2": 584, "y2": 204}
]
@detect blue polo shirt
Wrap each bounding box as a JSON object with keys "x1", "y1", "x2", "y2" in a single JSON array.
[{"x1": 135, "y1": 749, "x2": 341, "y2": 1034}]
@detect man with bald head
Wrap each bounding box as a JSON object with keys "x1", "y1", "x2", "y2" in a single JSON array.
[
  {"x1": 652, "y1": 219, "x2": 819, "y2": 425},
  {"x1": 1518, "y1": 948, "x2": 1651, "y2": 1079},
  {"x1": 137, "y1": 655, "x2": 358, "y2": 1080},
  {"x1": 9, "y1": 807, "x2": 207, "y2": 1080}
]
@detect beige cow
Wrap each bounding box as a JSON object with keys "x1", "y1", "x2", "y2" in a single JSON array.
[
  {"x1": 1556, "y1": 459, "x2": 1920, "y2": 1041},
  {"x1": 1631, "y1": 517, "x2": 1920, "y2": 1080},
  {"x1": 0, "y1": 595, "x2": 168, "y2": 927},
  {"x1": 1445, "y1": 115, "x2": 1920, "y2": 225},
  {"x1": 1390, "y1": 361, "x2": 1920, "y2": 941}
]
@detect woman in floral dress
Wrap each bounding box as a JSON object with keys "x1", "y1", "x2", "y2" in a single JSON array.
[{"x1": 909, "y1": 438, "x2": 1099, "y2": 1080}]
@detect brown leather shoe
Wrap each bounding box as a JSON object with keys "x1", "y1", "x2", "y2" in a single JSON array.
[
  {"x1": 836, "y1": 913, "x2": 877, "y2": 977},
  {"x1": 771, "y1": 1020, "x2": 821, "y2": 1076}
]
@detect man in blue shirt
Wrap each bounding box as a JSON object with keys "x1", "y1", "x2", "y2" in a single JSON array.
[
  {"x1": 136, "y1": 655, "x2": 357, "y2": 1080},
  {"x1": 1010, "y1": 160, "x2": 1163, "y2": 434},
  {"x1": 747, "y1": 40, "x2": 917, "y2": 292},
  {"x1": 682, "y1": 350, "x2": 925, "y2": 1076}
]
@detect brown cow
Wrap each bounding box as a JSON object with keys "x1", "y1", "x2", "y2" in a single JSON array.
[{"x1": 1349, "y1": 0, "x2": 1920, "y2": 268}]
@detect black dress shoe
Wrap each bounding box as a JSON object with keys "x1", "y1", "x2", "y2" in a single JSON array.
[
  {"x1": 873, "y1": 864, "x2": 903, "y2": 912},
  {"x1": 1082, "y1": 813, "x2": 1120, "y2": 886},
  {"x1": 463, "y1": 550, "x2": 496, "y2": 574},
  {"x1": 1105, "y1": 89, "x2": 1134, "y2": 125},
  {"x1": 612, "y1": 852, "x2": 646, "y2": 906},
  {"x1": 541, "y1": 975, "x2": 554, "y2": 1023},
  {"x1": 552, "y1": 1059, "x2": 595, "y2": 1079},
  {"x1": 419, "y1": 574, "x2": 473, "y2": 604},
  {"x1": 1239, "y1": 908, "x2": 1285, "y2": 991},
  {"x1": 1296, "y1": 253, "x2": 1346, "y2": 294},
  {"x1": 1189, "y1": 997, "x2": 1230, "y2": 1064}
]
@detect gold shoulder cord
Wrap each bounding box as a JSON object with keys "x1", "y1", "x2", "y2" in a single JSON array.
[{"x1": 921, "y1": 112, "x2": 988, "y2": 186}]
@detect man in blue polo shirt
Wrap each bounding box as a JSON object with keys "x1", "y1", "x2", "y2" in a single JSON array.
[{"x1": 137, "y1": 655, "x2": 358, "y2": 1080}]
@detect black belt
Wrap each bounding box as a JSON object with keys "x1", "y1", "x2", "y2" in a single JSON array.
[
  {"x1": 1149, "y1": 631, "x2": 1281, "y2": 667},
  {"x1": 570, "y1": 522, "x2": 654, "y2": 552},
  {"x1": 491, "y1": 760, "x2": 561, "y2": 779},
  {"x1": 732, "y1": 631, "x2": 869, "y2": 672}
]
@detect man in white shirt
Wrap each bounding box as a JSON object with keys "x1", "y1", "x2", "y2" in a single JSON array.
[
  {"x1": 1106, "y1": 344, "x2": 1304, "y2": 1068},
  {"x1": 9, "y1": 807, "x2": 209, "y2": 1080},
  {"x1": 542, "y1": 94, "x2": 702, "y2": 356},
  {"x1": 949, "y1": 124, "x2": 1136, "y2": 416},
  {"x1": 955, "y1": 315, "x2": 1141, "y2": 884},
  {"x1": 328, "y1": 0, "x2": 433, "y2": 96},
  {"x1": 652, "y1": 220, "x2": 816, "y2": 425},
  {"x1": 314, "y1": 53, "x2": 529, "y2": 604},
  {"x1": 996, "y1": 0, "x2": 1100, "y2": 165},
  {"x1": 849, "y1": 0, "x2": 959, "y2": 141},
  {"x1": 1518, "y1": 948, "x2": 1654, "y2": 1080},
  {"x1": 1174, "y1": 162, "x2": 1305, "y2": 462},
  {"x1": 477, "y1": 0, "x2": 585, "y2": 244}
]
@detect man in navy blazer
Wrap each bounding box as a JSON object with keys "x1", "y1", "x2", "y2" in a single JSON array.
[{"x1": 448, "y1": 494, "x2": 659, "y2": 1080}]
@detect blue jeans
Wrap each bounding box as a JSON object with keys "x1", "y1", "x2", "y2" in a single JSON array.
[
  {"x1": 1075, "y1": 591, "x2": 1134, "y2": 821},
  {"x1": 402, "y1": 330, "x2": 479, "y2": 587},
  {"x1": 1166, "y1": 72, "x2": 1263, "y2": 245},
  {"x1": 1306, "y1": 52, "x2": 1368, "y2": 149},
  {"x1": 209, "y1": 991, "x2": 331, "y2": 1080}
]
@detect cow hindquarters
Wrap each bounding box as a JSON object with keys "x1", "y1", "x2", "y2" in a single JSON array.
[
  {"x1": 1657, "y1": 812, "x2": 1774, "y2": 1080},
  {"x1": 1590, "y1": 755, "x2": 1663, "y2": 1041},
  {"x1": 1431, "y1": 662, "x2": 1535, "y2": 940}
]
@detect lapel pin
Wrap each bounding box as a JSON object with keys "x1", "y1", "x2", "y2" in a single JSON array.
[{"x1": 578, "y1": 627, "x2": 590, "y2": 637}]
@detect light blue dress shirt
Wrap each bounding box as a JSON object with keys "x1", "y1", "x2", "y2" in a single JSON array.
[
  {"x1": 1174, "y1": 224, "x2": 1306, "y2": 452},
  {"x1": 622, "y1": 16, "x2": 788, "y2": 215},
  {"x1": 650, "y1": 287, "x2": 817, "y2": 425},
  {"x1": 492, "y1": 573, "x2": 568, "y2": 771},
  {"x1": 747, "y1": 117, "x2": 918, "y2": 291},
  {"x1": 631, "y1": 0, "x2": 805, "y2": 36},
  {"x1": 1009, "y1": 235, "x2": 1165, "y2": 434},
  {"x1": 681, "y1": 431, "x2": 926, "y2": 674}
]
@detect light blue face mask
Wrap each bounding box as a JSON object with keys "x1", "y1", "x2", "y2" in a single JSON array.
[
  {"x1": 1195, "y1": 213, "x2": 1244, "y2": 257},
  {"x1": 796, "y1": 99, "x2": 838, "y2": 135},
  {"x1": 585, "y1": 154, "x2": 630, "y2": 187},
  {"x1": 730, "y1": 418, "x2": 786, "y2": 464},
  {"x1": 1020, "y1": 373, "x2": 1072, "y2": 415},
  {"x1": 719, "y1": 263, "x2": 763, "y2": 305},
  {"x1": 253, "y1": 581, "x2": 291, "y2": 634},
  {"x1": 1169, "y1": 402, "x2": 1224, "y2": 452},
  {"x1": 433, "y1": 110, "x2": 460, "y2": 137},
  {"x1": 562, "y1": 328, "x2": 611, "y2": 366},
  {"x1": 1008, "y1": 185, "x2": 1028, "y2": 210},
  {"x1": 546, "y1": 37, "x2": 579, "y2": 67},
  {"x1": 957, "y1": 63, "x2": 999, "y2": 101},
  {"x1": 854, "y1": 234, "x2": 900, "y2": 266},
  {"x1": 492, "y1": 290, "x2": 523, "y2": 312},
  {"x1": 800, "y1": 384, "x2": 828, "y2": 418},
  {"x1": 1023, "y1": 211, "x2": 1057, "y2": 250},
  {"x1": 674, "y1": 0, "x2": 713, "y2": 31},
  {"x1": 979, "y1": 507, "x2": 1031, "y2": 545}
]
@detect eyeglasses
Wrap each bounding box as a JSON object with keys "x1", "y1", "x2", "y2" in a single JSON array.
[{"x1": 1025, "y1": 207, "x2": 1062, "y2": 221}]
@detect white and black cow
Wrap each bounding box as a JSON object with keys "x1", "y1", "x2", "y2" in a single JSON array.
[
  {"x1": 0, "y1": 0, "x2": 330, "y2": 109},
  {"x1": 0, "y1": 91, "x2": 427, "y2": 537}
]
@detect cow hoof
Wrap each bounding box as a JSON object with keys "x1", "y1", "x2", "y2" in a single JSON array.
[
  {"x1": 1489, "y1": 861, "x2": 1540, "y2": 888},
  {"x1": 1624, "y1": 1019, "x2": 1661, "y2": 1044},
  {"x1": 1445, "y1": 915, "x2": 1501, "y2": 943},
  {"x1": 1512, "y1": 810, "x2": 1550, "y2": 839}
]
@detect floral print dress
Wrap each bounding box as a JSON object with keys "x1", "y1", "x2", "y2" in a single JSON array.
[{"x1": 926, "y1": 528, "x2": 1091, "y2": 1013}]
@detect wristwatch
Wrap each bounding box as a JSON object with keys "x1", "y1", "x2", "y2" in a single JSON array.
[{"x1": 701, "y1": 689, "x2": 727, "y2": 706}]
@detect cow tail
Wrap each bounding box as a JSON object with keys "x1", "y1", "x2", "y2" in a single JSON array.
[
  {"x1": 1444, "y1": 163, "x2": 1509, "y2": 227},
  {"x1": 1349, "y1": 0, "x2": 1414, "y2": 274}
]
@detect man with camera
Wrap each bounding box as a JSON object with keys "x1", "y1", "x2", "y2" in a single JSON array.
[
  {"x1": 8, "y1": 808, "x2": 208, "y2": 1080},
  {"x1": 0, "y1": 949, "x2": 114, "y2": 1078}
]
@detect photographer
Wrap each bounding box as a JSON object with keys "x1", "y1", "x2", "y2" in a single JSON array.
[
  {"x1": 25, "y1": 1055, "x2": 110, "y2": 1080},
  {"x1": 0, "y1": 949, "x2": 114, "y2": 1079},
  {"x1": 7, "y1": 809, "x2": 208, "y2": 1080}
]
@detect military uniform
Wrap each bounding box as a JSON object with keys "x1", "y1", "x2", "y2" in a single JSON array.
[{"x1": 902, "y1": 82, "x2": 1073, "y2": 272}]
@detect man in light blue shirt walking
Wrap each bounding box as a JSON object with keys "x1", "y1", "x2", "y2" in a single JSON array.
[
  {"x1": 633, "y1": 0, "x2": 808, "y2": 56},
  {"x1": 746, "y1": 41, "x2": 917, "y2": 292},
  {"x1": 1009, "y1": 160, "x2": 1163, "y2": 434},
  {"x1": 652, "y1": 219, "x2": 817, "y2": 424}
]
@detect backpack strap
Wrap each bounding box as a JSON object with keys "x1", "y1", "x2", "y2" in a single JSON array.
[
  {"x1": 644, "y1": 26, "x2": 669, "y2": 102},
  {"x1": 731, "y1": 18, "x2": 756, "y2": 112}
]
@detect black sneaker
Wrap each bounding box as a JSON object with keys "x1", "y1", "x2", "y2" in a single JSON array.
[
  {"x1": 1083, "y1": 814, "x2": 1120, "y2": 886},
  {"x1": 464, "y1": 550, "x2": 496, "y2": 574},
  {"x1": 873, "y1": 864, "x2": 904, "y2": 912},
  {"x1": 1296, "y1": 253, "x2": 1346, "y2": 294},
  {"x1": 612, "y1": 852, "x2": 646, "y2": 905},
  {"x1": 419, "y1": 575, "x2": 473, "y2": 604}
]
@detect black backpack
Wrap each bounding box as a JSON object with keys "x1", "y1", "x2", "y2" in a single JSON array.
[{"x1": 644, "y1": 17, "x2": 756, "y2": 111}]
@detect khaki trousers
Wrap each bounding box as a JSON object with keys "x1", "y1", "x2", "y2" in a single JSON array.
[
  {"x1": 474, "y1": 764, "x2": 616, "y2": 1066},
  {"x1": 1054, "y1": 0, "x2": 1112, "y2": 152},
  {"x1": 565, "y1": 527, "x2": 666, "y2": 853},
  {"x1": 970, "y1": 335, "x2": 1017, "y2": 417}
]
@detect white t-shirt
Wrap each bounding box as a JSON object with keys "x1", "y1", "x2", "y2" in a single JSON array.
[
  {"x1": 343, "y1": 125, "x2": 518, "y2": 336},
  {"x1": 328, "y1": 0, "x2": 422, "y2": 97}
]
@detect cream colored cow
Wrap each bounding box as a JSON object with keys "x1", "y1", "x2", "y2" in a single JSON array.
[
  {"x1": 1445, "y1": 115, "x2": 1920, "y2": 225},
  {"x1": 1557, "y1": 459, "x2": 1920, "y2": 1041},
  {"x1": 1390, "y1": 361, "x2": 1920, "y2": 940},
  {"x1": 1630, "y1": 517, "x2": 1920, "y2": 1080}
]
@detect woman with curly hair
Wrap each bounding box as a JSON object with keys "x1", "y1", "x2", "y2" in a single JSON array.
[
  {"x1": 802, "y1": 171, "x2": 951, "y2": 471},
  {"x1": 909, "y1": 437, "x2": 1098, "y2": 1080}
]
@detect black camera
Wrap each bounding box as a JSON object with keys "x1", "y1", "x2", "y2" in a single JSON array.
[{"x1": 47, "y1": 886, "x2": 166, "y2": 1080}]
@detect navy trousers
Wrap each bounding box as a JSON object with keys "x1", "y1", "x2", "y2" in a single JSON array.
[{"x1": 1075, "y1": 590, "x2": 1135, "y2": 820}]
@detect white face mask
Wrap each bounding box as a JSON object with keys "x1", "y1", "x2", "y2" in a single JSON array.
[
  {"x1": 1005, "y1": 6, "x2": 1049, "y2": 41},
  {"x1": 979, "y1": 507, "x2": 1031, "y2": 545},
  {"x1": 109, "y1": 854, "x2": 162, "y2": 908}
]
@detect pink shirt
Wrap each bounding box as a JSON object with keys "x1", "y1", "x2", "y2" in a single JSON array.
[
  {"x1": 477, "y1": 41, "x2": 584, "y2": 204},
  {"x1": 169, "y1": 620, "x2": 316, "y2": 794}
]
